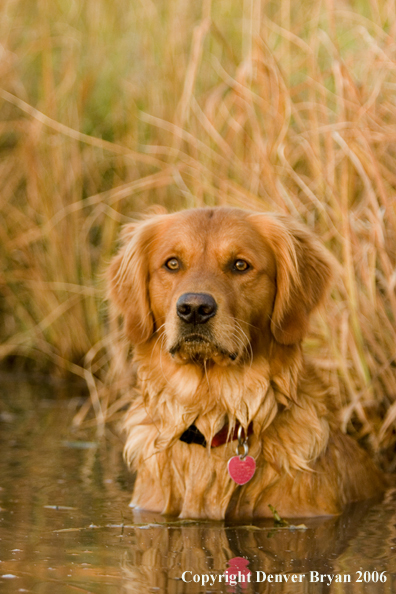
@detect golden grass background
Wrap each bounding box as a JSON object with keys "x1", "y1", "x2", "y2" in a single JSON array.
[{"x1": 1, "y1": 0, "x2": 395, "y2": 465}]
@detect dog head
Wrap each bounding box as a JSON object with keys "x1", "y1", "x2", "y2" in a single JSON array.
[{"x1": 108, "y1": 208, "x2": 332, "y2": 365}]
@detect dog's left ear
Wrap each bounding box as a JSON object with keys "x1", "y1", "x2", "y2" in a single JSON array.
[
  {"x1": 251, "y1": 214, "x2": 333, "y2": 345},
  {"x1": 107, "y1": 216, "x2": 164, "y2": 345}
]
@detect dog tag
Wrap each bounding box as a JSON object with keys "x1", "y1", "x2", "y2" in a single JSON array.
[{"x1": 228, "y1": 455, "x2": 256, "y2": 485}]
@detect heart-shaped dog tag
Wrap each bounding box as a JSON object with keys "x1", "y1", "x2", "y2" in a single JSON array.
[{"x1": 228, "y1": 455, "x2": 256, "y2": 485}]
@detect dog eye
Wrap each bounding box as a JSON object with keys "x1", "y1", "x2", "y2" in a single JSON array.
[
  {"x1": 233, "y1": 259, "x2": 250, "y2": 272},
  {"x1": 165, "y1": 258, "x2": 180, "y2": 271}
]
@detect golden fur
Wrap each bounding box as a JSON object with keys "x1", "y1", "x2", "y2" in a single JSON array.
[{"x1": 108, "y1": 207, "x2": 385, "y2": 519}]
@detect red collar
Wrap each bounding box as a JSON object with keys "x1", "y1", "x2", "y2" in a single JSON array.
[{"x1": 180, "y1": 422, "x2": 253, "y2": 448}]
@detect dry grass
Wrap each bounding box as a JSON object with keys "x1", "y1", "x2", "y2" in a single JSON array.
[{"x1": 1, "y1": 0, "x2": 396, "y2": 464}]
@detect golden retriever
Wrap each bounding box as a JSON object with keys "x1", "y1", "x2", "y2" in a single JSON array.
[{"x1": 108, "y1": 207, "x2": 385, "y2": 519}]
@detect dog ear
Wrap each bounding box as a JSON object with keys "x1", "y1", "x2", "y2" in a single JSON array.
[
  {"x1": 107, "y1": 216, "x2": 163, "y2": 345},
  {"x1": 251, "y1": 214, "x2": 333, "y2": 345}
]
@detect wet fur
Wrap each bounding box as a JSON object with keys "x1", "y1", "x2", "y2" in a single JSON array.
[{"x1": 108, "y1": 207, "x2": 385, "y2": 519}]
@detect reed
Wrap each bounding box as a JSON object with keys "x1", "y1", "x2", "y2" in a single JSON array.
[{"x1": 1, "y1": 0, "x2": 395, "y2": 464}]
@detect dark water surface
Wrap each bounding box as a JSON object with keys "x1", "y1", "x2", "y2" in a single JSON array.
[{"x1": 0, "y1": 378, "x2": 395, "y2": 593}]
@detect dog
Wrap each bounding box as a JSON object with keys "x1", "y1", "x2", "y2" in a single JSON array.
[{"x1": 108, "y1": 207, "x2": 386, "y2": 519}]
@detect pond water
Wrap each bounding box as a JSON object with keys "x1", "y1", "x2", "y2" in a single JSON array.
[{"x1": 0, "y1": 377, "x2": 395, "y2": 593}]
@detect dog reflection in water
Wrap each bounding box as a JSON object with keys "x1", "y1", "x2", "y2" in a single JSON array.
[{"x1": 120, "y1": 501, "x2": 383, "y2": 594}]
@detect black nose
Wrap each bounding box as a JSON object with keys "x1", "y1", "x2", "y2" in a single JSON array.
[{"x1": 176, "y1": 293, "x2": 217, "y2": 325}]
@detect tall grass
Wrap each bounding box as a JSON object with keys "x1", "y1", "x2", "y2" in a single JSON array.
[{"x1": 1, "y1": 0, "x2": 395, "y2": 463}]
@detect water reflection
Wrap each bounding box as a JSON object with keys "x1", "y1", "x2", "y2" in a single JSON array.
[{"x1": 0, "y1": 378, "x2": 395, "y2": 593}]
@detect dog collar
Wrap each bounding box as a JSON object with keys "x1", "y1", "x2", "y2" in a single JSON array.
[{"x1": 180, "y1": 422, "x2": 253, "y2": 448}]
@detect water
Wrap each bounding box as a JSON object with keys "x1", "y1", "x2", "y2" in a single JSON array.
[{"x1": 0, "y1": 378, "x2": 395, "y2": 593}]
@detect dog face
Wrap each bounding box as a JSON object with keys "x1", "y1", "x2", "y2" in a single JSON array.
[
  {"x1": 148, "y1": 209, "x2": 279, "y2": 366},
  {"x1": 108, "y1": 207, "x2": 332, "y2": 364}
]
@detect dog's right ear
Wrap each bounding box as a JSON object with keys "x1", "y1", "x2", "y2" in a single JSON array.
[{"x1": 107, "y1": 216, "x2": 163, "y2": 345}]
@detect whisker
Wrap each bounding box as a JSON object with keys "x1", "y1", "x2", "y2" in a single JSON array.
[
  {"x1": 158, "y1": 333, "x2": 176, "y2": 390},
  {"x1": 233, "y1": 321, "x2": 254, "y2": 368},
  {"x1": 137, "y1": 323, "x2": 167, "y2": 383}
]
